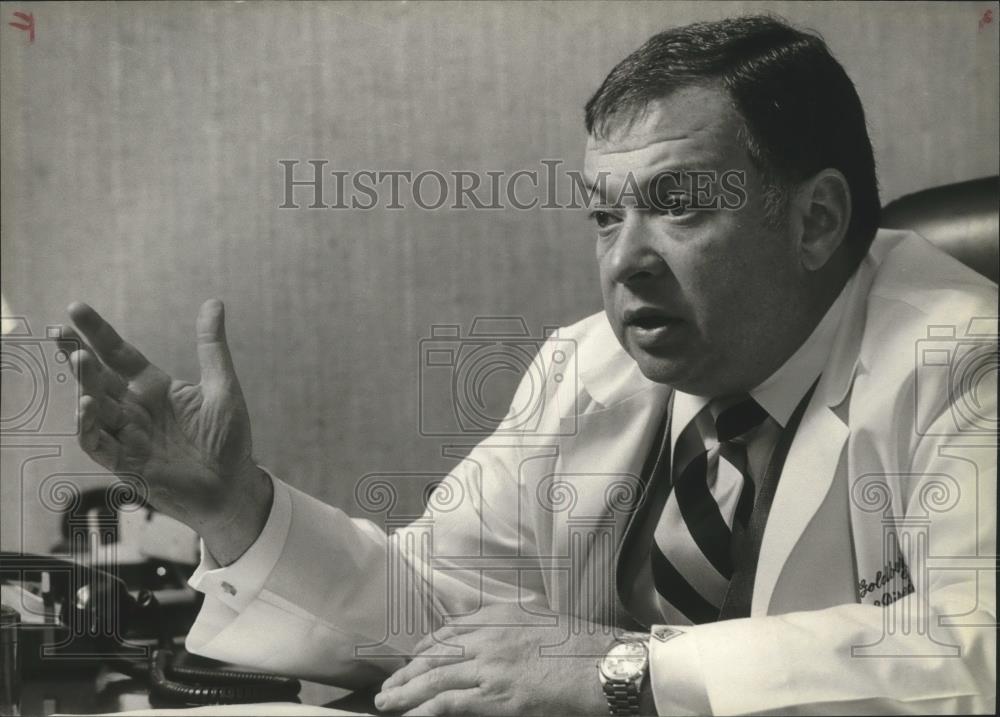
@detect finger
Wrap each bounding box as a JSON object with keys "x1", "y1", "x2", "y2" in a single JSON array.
[
  {"x1": 58, "y1": 322, "x2": 127, "y2": 399},
  {"x1": 79, "y1": 395, "x2": 128, "y2": 471},
  {"x1": 79, "y1": 419, "x2": 100, "y2": 453},
  {"x1": 376, "y1": 663, "x2": 479, "y2": 714},
  {"x1": 70, "y1": 350, "x2": 108, "y2": 396},
  {"x1": 401, "y1": 690, "x2": 478, "y2": 717},
  {"x1": 196, "y1": 299, "x2": 237, "y2": 386},
  {"x1": 93, "y1": 428, "x2": 124, "y2": 469},
  {"x1": 84, "y1": 391, "x2": 128, "y2": 434},
  {"x1": 77, "y1": 384, "x2": 130, "y2": 450},
  {"x1": 78, "y1": 394, "x2": 100, "y2": 436},
  {"x1": 73, "y1": 350, "x2": 129, "y2": 402},
  {"x1": 100, "y1": 394, "x2": 128, "y2": 431},
  {"x1": 80, "y1": 421, "x2": 123, "y2": 471},
  {"x1": 53, "y1": 325, "x2": 85, "y2": 358},
  {"x1": 413, "y1": 632, "x2": 448, "y2": 658},
  {"x1": 70, "y1": 350, "x2": 129, "y2": 404},
  {"x1": 382, "y1": 649, "x2": 469, "y2": 692},
  {"x1": 412, "y1": 622, "x2": 475, "y2": 656},
  {"x1": 68, "y1": 302, "x2": 150, "y2": 379}
]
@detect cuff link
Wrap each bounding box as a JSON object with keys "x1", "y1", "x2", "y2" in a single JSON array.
[{"x1": 651, "y1": 626, "x2": 684, "y2": 643}]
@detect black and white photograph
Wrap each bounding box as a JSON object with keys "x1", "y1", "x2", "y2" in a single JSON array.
[{"x1": 1, "y1": 1, "x2": 997, "y2": 715}]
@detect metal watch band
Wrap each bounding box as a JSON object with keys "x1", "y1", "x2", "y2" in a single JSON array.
[{"x1": 602, "y1": 679, "x2": 642, "y2": 716}]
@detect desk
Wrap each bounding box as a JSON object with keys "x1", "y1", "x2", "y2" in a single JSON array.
[{"x1": 21, "y1": 668, "x2": 376, "y2": 715}]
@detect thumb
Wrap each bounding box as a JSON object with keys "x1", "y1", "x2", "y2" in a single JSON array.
[{"x1": 196, "y1": 299, "x2": 237, "y2": 386}]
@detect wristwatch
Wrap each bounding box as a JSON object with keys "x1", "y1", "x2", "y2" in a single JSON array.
[{"x1": 597, "y1": 633, "x2": 650, "y2": 716}]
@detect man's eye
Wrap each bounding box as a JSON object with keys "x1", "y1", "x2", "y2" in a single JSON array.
[{"x1": 589, "y1": 210, "x2": 619, "y2": 228}]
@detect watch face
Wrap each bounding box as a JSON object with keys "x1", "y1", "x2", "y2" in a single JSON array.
[{"x1": 599, "y1": 641, "x2": 648, "y2": 681}]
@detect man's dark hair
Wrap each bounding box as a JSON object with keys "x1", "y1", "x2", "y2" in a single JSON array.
[{"x1": 585, "y1": 15, "x2": 880, "y2": 260}]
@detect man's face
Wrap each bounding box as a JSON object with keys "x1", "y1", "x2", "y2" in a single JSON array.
[{"x1": 586, "y1": 84, "x2": 805, "y2": 396}]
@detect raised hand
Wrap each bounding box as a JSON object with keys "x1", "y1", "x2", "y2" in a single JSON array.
[{"x1": 60, "y1": 299, "x2": 272, "y2": 564}]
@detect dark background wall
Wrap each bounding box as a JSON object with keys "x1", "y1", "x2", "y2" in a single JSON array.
[{"x1": 3, "y1": 1, "x2": 998, "y2": 552}]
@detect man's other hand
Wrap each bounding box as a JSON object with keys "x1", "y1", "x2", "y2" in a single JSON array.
[
  {"x1": 59, "y1": 299, "x2": 271, "y2": 565},
  {"x1": 375, "y1": 605, "x2": 615, "y2": 716}
]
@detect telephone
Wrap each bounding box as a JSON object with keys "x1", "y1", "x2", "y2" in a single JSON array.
[{"x1": 0, "y1": 550, "x2": 301, "y2": 706}]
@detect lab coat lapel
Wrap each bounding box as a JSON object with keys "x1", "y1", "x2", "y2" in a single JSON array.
[
  {"x1": 545, "y1": 318, "x2": 671, "y2": 621},
  {"x1": 552, "y1": 314, "x2": 670, "y2": 531},
  {"x1": 552, "y1": 386, "x2": 669, "y2": 548},
  {"x1": 752, "y1": 401, "x2": 850, "y2": 614},
  {"x1": 751, "y1": 247, "x2": 878, "y2": 615}
]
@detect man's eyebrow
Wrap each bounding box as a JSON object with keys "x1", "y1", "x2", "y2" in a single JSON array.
[
  {"x1": 643, "y1": 158, "x2": 731, "y2": 178},
  {"x1": 584, "y1": 159, "x2": 727, "y2": 185}
]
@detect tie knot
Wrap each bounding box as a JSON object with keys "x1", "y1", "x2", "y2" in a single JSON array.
[{"x1": 712, "y1": 395, "x2": 768, "y2": 442}]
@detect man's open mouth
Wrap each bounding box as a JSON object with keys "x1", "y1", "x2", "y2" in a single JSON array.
[{"x1": 624, "y1": 307, "x2": 680, "y2": 329}]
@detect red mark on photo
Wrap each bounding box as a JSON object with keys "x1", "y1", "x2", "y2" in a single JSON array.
[
  {"x1": 8, "y1": 10, "x2": 34, "y2": 43},
  {"x1": 979, "y1": 9, "x2": 994, "y2": 30}
]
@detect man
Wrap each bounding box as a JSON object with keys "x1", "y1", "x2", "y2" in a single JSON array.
[{"x1": 60, "y1": 16, "x2": 995, "y2": 715}]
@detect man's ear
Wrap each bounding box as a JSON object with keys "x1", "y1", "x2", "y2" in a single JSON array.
[{"x1": 791, "y1": 169, "x2": 851, "y2": 271}]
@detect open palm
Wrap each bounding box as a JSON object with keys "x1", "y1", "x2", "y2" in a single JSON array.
[{"x1": 61, "y1": 300, "x2": 266, "y2": 555}]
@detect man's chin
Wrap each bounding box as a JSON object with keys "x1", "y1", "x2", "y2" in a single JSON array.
[
  {"x1": 631, "y1": 349, "x2": 751, "y2": 397},
  {"x1": 630, "y1": 351, "x2": 698, "y2": 389}
]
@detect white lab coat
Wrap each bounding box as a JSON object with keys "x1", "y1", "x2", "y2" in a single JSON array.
[{"x1": 187, "y1": 229, "x2": 997, "y2": 714}]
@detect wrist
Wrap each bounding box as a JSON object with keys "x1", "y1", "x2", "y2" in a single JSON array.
[
  {"x1": 598, "y1": 631, "x2": 653, "y2": 715},
  {"x1": 617, "y1": 631, "x2": 657, "y2": 714},
  {"x1": 196, "y1": 465, "x2": 274, "y2": 566}
]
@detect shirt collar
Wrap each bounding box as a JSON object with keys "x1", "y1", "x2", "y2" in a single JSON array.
[
  {"x1": 751, "y1": 278, "x2": 852, "y2": 426},
  {"x1": 671, "y1": 272, "x2": 855, "y2": 438}
]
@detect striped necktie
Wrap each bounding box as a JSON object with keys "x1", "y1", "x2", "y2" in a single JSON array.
[{"x1": 650, "y1": 395, "x2": 769, "y2": 624}]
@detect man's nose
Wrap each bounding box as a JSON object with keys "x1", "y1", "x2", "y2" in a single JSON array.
[{"x1": 602, "y1": 216, "x2": 668, "y2": 286}]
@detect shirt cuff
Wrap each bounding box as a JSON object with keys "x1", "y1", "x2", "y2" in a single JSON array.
[
  {"x1": 648, "y1": 625, "x2": 711, "y2": 715},
  {"x1": 187, "y1": 469, "x2": 292, "y2": 614}
]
